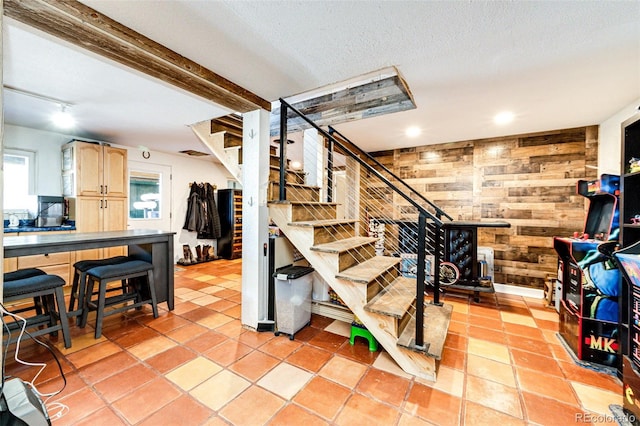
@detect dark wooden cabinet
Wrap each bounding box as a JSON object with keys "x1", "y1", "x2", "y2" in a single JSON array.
[
  {"x1": 621, "y1": 114, "x2": 640, "y2": 247},
  {"x1": 617, "y1": 114, "x2": 640, "y2": 423},
  {"x1": 217, "y1": 189, "x2": 242, "y2": 260}
]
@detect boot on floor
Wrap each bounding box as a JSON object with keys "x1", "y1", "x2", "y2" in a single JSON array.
[{"x1": 183, "y1": 244, "x2": 194, "y2": 264}]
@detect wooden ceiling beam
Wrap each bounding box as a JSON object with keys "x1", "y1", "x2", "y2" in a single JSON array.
[{"x1": 4, "y1": 0, "x2": 271, "y2": 112}]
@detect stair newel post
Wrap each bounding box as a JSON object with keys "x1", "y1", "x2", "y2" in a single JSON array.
[
  {"x1": 327, "y1": 135, "x2": 334, "y2": 203},
  {"x1": 433, "y1": 223, "x2": 442, "y2": 306},
  {"x1": 278, "y1": 101, "x2": 288, "y2": 201},
  {"x1": 415, "y1": 213, "x2": 427, "y2": 349}
]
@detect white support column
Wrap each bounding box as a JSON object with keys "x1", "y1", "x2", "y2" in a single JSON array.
[
  {"x1": 1, "y1": 4, "x2": 5, "y2": 337},
  {"x1": 241, "y1": 109, "x2": 270, "y2": 329},
  {"x1": 303, "y1": 128, "x2": 324, "y2": 188}
]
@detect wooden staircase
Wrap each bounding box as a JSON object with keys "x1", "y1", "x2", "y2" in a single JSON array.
[
  {"x1": 268, "y1": 186, "x2": 452, "y2": 382},
  {"x1": 197, "y1": 114, "x2": 452, "y2": 381}
]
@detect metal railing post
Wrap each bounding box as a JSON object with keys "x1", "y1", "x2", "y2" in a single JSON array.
[
  {"x1": 433, "y1": 224, "x2": 442, "y2": 305},
  {"x1": 415, "y1": 213, "x2": 426, "y2": 349},
  {"x1": 327, "y1": 135, "x2": 334, "y2": 203},
  {"x1": 279, "y1": 102, "x2": 288, "y2": 201}
]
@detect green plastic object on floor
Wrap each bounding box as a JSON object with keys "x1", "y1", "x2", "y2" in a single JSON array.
[{"x1": 349, "y1": 323, "x2": 378, "y2": 352}]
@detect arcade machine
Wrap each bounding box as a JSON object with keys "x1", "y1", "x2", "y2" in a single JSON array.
[
  {"x1": 614, "y1": 241, "x2": 640, "y2": 425},
  {"x1": 554, "y1": 174, "x2": 620, "y2": 367}
]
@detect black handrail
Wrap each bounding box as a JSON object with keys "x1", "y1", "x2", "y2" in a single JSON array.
[
  {"x1": 278, "y1": 98, "x2": 443, "y2": 227},
  {"x1": 328, "y1": 126, "x2": 454, "y2": 221},
  {"x1": 278, "y1": 103, "x2": 288, "y2": 201}
]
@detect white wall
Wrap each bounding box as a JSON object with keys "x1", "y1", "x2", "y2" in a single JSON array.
[
  {"x1": 3, "y1": 124, "x2": 69, "y2": 198},
  {"x1": 598, "y1": 98, "x2": 640, "y2": 175},
  {"x1": 123, "y1": 146, "x2": 233, "y2": 262}
]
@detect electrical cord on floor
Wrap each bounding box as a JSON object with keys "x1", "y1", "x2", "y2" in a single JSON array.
[{"x1": 0, "y1": 302, "x2": 68, "y2": 420}]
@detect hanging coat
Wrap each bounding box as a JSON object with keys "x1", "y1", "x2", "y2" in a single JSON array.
[
  {"x1": 197, "y1": 183, "x2": 222, "y2": 239},
  {"x1": 182, "y1": 182, "x2": 222, "y2": 239}
]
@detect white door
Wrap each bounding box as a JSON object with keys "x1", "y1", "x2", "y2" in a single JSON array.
[{"x1": 128, "y1": 161, "x2": 172, "y2": 232}]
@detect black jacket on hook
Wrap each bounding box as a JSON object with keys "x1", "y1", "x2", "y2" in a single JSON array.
[{"x1": 183, "y1": 182, "x2": 222, "y2": 239}]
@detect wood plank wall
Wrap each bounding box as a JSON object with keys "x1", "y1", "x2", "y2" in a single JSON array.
[{"x1": 368, "y1": 126, "x2": 599, "y2": 290}]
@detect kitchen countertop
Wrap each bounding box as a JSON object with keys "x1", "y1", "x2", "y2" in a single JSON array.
[{"x1": 3, "y1": 219, "x2": 76, "y2": 233}]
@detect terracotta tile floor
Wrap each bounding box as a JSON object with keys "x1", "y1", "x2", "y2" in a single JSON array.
[{"x1": 3, "y1": 259, "x2": 624, "y2": 425}]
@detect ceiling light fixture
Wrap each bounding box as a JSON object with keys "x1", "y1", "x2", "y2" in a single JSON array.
[
  {"x1": 405, "y1": 126, "x2": 421, "y2": 138},
  {"x1": 51, "y1": 105, "x2": 75, "y2": 129},
  {"x1": 494, "y1": 111, "x2": 514, "y2": 125},
  {"x1": 3, "y1": 84, "x2": 76, "y2": 129}
]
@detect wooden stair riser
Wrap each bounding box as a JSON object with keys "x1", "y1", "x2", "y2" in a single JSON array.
[
  {"x1": 312, "y1": 223, "x2": 357, "y2": 245},
  {"x1": 336, "y1": 244, "x2": 376, "y2": 272},
  {"x1": 367, "y1": 301, "x2": 414, "y2": 340},
  {"x1": 398, "y1": 302, "x2": 416, "y2": 337},
  {"x1": 223, "y1": 133, "x2": 242, "y2": 148},
  {"x1": 290, "y1": 204, "x2": 337, "y2": 222},
  {"x1": 269, "y1": 167, "x2": 305, "y2": 184},
  {"x1": 268, "y1": 182, "x2": 320, "y2": 203},
  {"x1": 270, "y1": 155, "x2": 292, "y2": 168},
  {"x1": 211, "y1": 115, "x2": 243, "y2": 138},
  {"x1": 366, "y1": 267, "x2": 401, "y2": 301},
  {"x1": 314, "y1": 243, "x2": 376, "y2": 275}
]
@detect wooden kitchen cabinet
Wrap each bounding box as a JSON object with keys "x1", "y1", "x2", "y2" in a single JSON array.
[
  {"x1": 70, "y1": 195, "x2": 128, "y2": 261},
  {"x1": 63, "y1": 140, "x2": 128, "y2": 261},
  {"x1": 4, "y1": 231, "x2": 74, "y2": 284},
  {"x1": 62, "y1": 140, "x2": 127, "y2": 198}
]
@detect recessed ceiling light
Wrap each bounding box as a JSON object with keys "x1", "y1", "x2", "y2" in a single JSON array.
[
  {"x1": 405, "y1": 126, "x2": 421, "y2": 138},
  {"x1": 494, "y1": 111, "x2": 514, "y2": 125}
]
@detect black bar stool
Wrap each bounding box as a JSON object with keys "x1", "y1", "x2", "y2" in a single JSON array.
[
  {"x1": 68, "y1": 256, "x2": 129, "y2": 318},
  {"x1": 3, "y1": 274, "x2": 72, "y2": 348},
  {"x1": 4, "y1": 268, "x2": 46, "y2": 282},
  {"x1": 79, "y1": 260, "x2": 158, "y2": 338},
  {"x1": 4, "y1": 268, "x2": 48, "y2": 317}
]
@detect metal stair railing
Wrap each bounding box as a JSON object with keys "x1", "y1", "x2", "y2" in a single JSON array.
[
  {"x1": 327, "y1": 126, "x2": 454, "y2": 222},
  {"x1": 274, "y1": 98, "x2": 454, "y2": 351}
]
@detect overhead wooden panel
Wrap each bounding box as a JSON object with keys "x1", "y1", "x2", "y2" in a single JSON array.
[
  {"x1": 4, "y1": 0, "x2": 271, "y2": 113},
  {"x1": 270, "y1": 70, "x2": 416, "y2": 135}
]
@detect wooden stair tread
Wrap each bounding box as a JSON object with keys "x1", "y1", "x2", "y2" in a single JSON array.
[
  {"x1": 269, "y1": 200, "x2": 339, "y2": 206},
  {"x1": 311, "y1": 236, "x2": 377, "y2": 254},
  {"x1": 397, "y1": 303, "x2": 452, "y2": 359},
  {"x1": 269, "y1": 165, "x2": 306, "y2": 175},
  {"x1": 364, "y1": 276, "x2": 415, "y2": 319},
  {"x1": 335, "y1": 256, "x2": 399, "y2": 284},
  {"x1": 288, "y1": 219, "x2": 358, "y2": 227},
  {"x1": 268, "y1": 181, "x2": 320, "y2": 190}
]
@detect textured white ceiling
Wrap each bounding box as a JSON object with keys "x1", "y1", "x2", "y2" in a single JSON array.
[{"x1": 3, "y1": 0, "x2": 639, "y2": 154}]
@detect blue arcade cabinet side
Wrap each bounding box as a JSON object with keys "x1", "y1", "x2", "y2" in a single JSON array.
[
  {"x1": 553, "y1": 174, "x2": 620, "y2": 367},
  {"x1": 614, "y1": 241, "x2": 640, "y2": 425}
]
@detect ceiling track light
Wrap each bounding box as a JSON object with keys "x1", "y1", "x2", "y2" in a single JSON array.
[
  {"x1": 4, "y1": 84, "x2": 76, "y2": 129},
  {"x1": 3, "y1": 84, "x2": 74, "y2": 108}
]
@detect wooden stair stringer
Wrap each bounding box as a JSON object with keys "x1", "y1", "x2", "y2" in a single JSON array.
[
  {"x1": 191, "y1": 120, "x2": 242, "y2": 182},
  {"x1": 269, "y1": 203, "x2": 443, "y2": 381}
]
